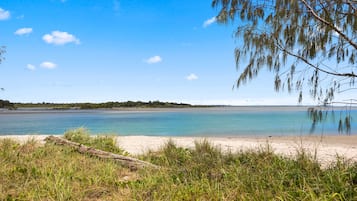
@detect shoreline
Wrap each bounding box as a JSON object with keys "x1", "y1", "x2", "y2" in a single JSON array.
[
  {"x1": 1, "y1": 135, "x2": 356, "y2": 167},
  {"x1": 3, "y1": 105, "x2": 356, "y2": 114}
]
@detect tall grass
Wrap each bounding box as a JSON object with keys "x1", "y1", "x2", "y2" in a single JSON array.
[
  {"x1": 0, "y1": 136, "x2": 134, "y2": 200},
  {"x1": 134, "y1": 140, "x2": 357, "y2": 200},
  {"x1": 64, "y1": 127, "x2": 128, "y2": 155},
  {"x1": 0, "y1": 130, "x2": 356, "y2": 200}
]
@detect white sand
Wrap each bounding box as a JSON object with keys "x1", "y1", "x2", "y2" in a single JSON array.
[{"x1": 1, "y1": 135, "x2": 357, "y2": 167}]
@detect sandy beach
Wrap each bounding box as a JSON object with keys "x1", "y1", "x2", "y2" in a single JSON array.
[{"x1": 1, "y1": 135, "x2": 357, "y2": 167}]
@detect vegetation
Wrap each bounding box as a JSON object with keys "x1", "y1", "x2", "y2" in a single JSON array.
[
  {"x1": 0, "y1": 138, "x2": 135, "y2": 200},
  {"x1": 0, "y1": 99, "x2": 14, "y2": 109},
  {"x1": 1, "y1": 129, "x2": 356, "y2": 200},
  {"x1": 13, "y1": 100, "x2": 196, "y2": 110},
  {"x1": 212, "y1": 0, "x2": 357, "y2": 133},
  {"x1": 213, "y1": 0, "x2": 357, "y2": 103},
  {"x1": 135, "y1": 140, "x2": 357, "y2": 200},
  {"x1": 63, "y1": 127, "x2": 128, "y2": 155}
]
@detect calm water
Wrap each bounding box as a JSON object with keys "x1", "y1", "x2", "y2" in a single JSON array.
[{"x1": 0, "y1": 107, "x2": 356, "y2": 136}]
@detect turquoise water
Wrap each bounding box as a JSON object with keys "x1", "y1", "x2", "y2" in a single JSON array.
[{"x1": 0, "y1": 107, "x2": 356, "y2": 136}]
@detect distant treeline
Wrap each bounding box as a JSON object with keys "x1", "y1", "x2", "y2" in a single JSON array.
[
  {"x1": 0, "y1": 99, "x2": 15, "y2": 109},
  {"x1": 13, "y1": 101, "x2": 198, "y2": 109},
  {"x1": 77, "y1": 101, "x2": 192, "y2": 109}
]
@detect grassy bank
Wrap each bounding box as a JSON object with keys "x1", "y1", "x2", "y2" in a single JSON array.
[{"x1": 1, "y1": 130, "x2": 356, "y2": 200}]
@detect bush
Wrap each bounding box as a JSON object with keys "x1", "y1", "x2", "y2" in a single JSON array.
[{"x1": 64, "y1": 127, "x2": 128, "y2": 155}]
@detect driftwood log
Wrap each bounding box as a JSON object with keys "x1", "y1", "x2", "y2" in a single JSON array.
[{"x1": 45, "y1": 135, "x2": 159, "y2": 170}]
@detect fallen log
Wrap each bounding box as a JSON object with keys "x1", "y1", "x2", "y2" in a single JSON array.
[{"x1": 45, "y1": 135, "x2": 159, "y2": 170}]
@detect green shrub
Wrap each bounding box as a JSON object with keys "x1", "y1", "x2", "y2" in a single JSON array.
[
  {"x1": 63, "y1": 128, "x2": 128, "y2": 156},
  {"x1": 63, "y1": 127, "x2": 91, "y2": 143}
]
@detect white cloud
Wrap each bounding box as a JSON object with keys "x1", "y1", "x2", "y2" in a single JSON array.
[
  {"x1": 26, "y1": 64, "x2": 36, "y2": 71},
  {"x1": 42, "y1": 31, "x2": 80, "y2": 45},
  {"x1": 40, "y1": 61, "x2": 57, "y2": 69},
  {"x1": 186, "y1": 73, "x2": 198, "y2": 81},
  {"x1": 145, "y1": 56, "x2": 162, "y2": 64},
  {"x1": 14, "y1": 27, "x2": 33, "y2": 35},
  {"x1": 203, "y1": 17, "x2": 216, "y2": 28},
  {"x1": 0, "y1": 8, "x2": 10, "y2": 20}
]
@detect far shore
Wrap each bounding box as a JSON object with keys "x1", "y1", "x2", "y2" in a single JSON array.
[
  {"x1": 1, "y1": 134, "x2": 356, "y2": 167},
  {"x1": 3, "y1": 105, "x2": 355, "y2": 113}
]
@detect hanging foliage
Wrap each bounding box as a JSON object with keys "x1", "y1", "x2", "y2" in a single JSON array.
[{"x1": 213, "y1": 0, "x2": 357, "y2": 133}]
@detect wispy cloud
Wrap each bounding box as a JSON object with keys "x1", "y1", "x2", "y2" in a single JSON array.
[
  {"x1": 26, "y1": 64, "x2": 36, "y2": 71},
  {"x1": 0, "y1": 8, "x2": 10, "y2": 20},
  {"x1": 186, "y1": 73, "x2": 198, "y2": 81},
  {"x1": 43, "y1": 31, "x2": 80, "y2": 45},
  {"x1": 14, "y1": 27, "x2": 33, "y2": 36},
  {"x1": 145, "y1": 56, "x2": 162, "y2": 64},
  {"x1": 203, "y1": 17, "x2": 216, "y2": 28},
  {"x1": 40, "y1": 61, "x2": 57, "y2": 69}
]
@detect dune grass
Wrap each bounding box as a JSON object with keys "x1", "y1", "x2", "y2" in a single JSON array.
[
  {"x1": 0, "y1": 129, "x2": 356, "y2": 200},
  {"x1": 63, "y1": 127, "x2": 128, "y2": 156},
  {"x1": 0, "y1": 138, "x2": 134, "y2": 200},
  {"x1": 134, "y1": 140, "x2": 357, "y2": 200}
]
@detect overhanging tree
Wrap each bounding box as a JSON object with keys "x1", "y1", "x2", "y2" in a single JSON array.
[{"x1": 212, "y1": 0, "x2": 357, "y2": 133}]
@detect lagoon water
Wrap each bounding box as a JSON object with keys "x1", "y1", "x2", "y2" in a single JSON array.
[{"x1": 0, "y1": 107, "x2": 356, "y2": 136}]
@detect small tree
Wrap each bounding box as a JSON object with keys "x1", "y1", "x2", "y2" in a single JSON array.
[{"x1": 212, "y1": 0, "x2": 357, "y2": 133}]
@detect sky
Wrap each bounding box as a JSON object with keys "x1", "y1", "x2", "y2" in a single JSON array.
[{"x1": 0, "y1": 0, "x2": 341, "y2": 105}]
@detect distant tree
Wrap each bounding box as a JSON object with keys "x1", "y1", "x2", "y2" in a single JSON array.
[
  {"x1": 212, "y1": 0, "x2": 357, "y2": 133},
  {"x1": 0, "y1": 99, "x2": 14, "y2": 109}
]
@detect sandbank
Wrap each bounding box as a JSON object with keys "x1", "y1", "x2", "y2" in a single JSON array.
[{"x1": 1, "y1": 135, "x2": 356, "y2": 167}]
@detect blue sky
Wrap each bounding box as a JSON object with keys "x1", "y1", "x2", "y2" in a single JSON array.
[{"x1": 0, "y1": 0, "x2": 321, "y2": 105}]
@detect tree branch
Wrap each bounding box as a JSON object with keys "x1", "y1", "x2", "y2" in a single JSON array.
[
  {"x1": 275, "y1": 41, "x2": 357, "y2": 78},
  {"x1": 344, "y1": 0, "x2": 357, "y2": 12},
  {"x1": 301, "y1": 0, "x2": 357, "y2": 50}
]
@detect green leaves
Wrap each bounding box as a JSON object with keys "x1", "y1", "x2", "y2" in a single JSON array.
[{"x1": 213, "y1": 0, "x2": 357, "y2": 104}]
